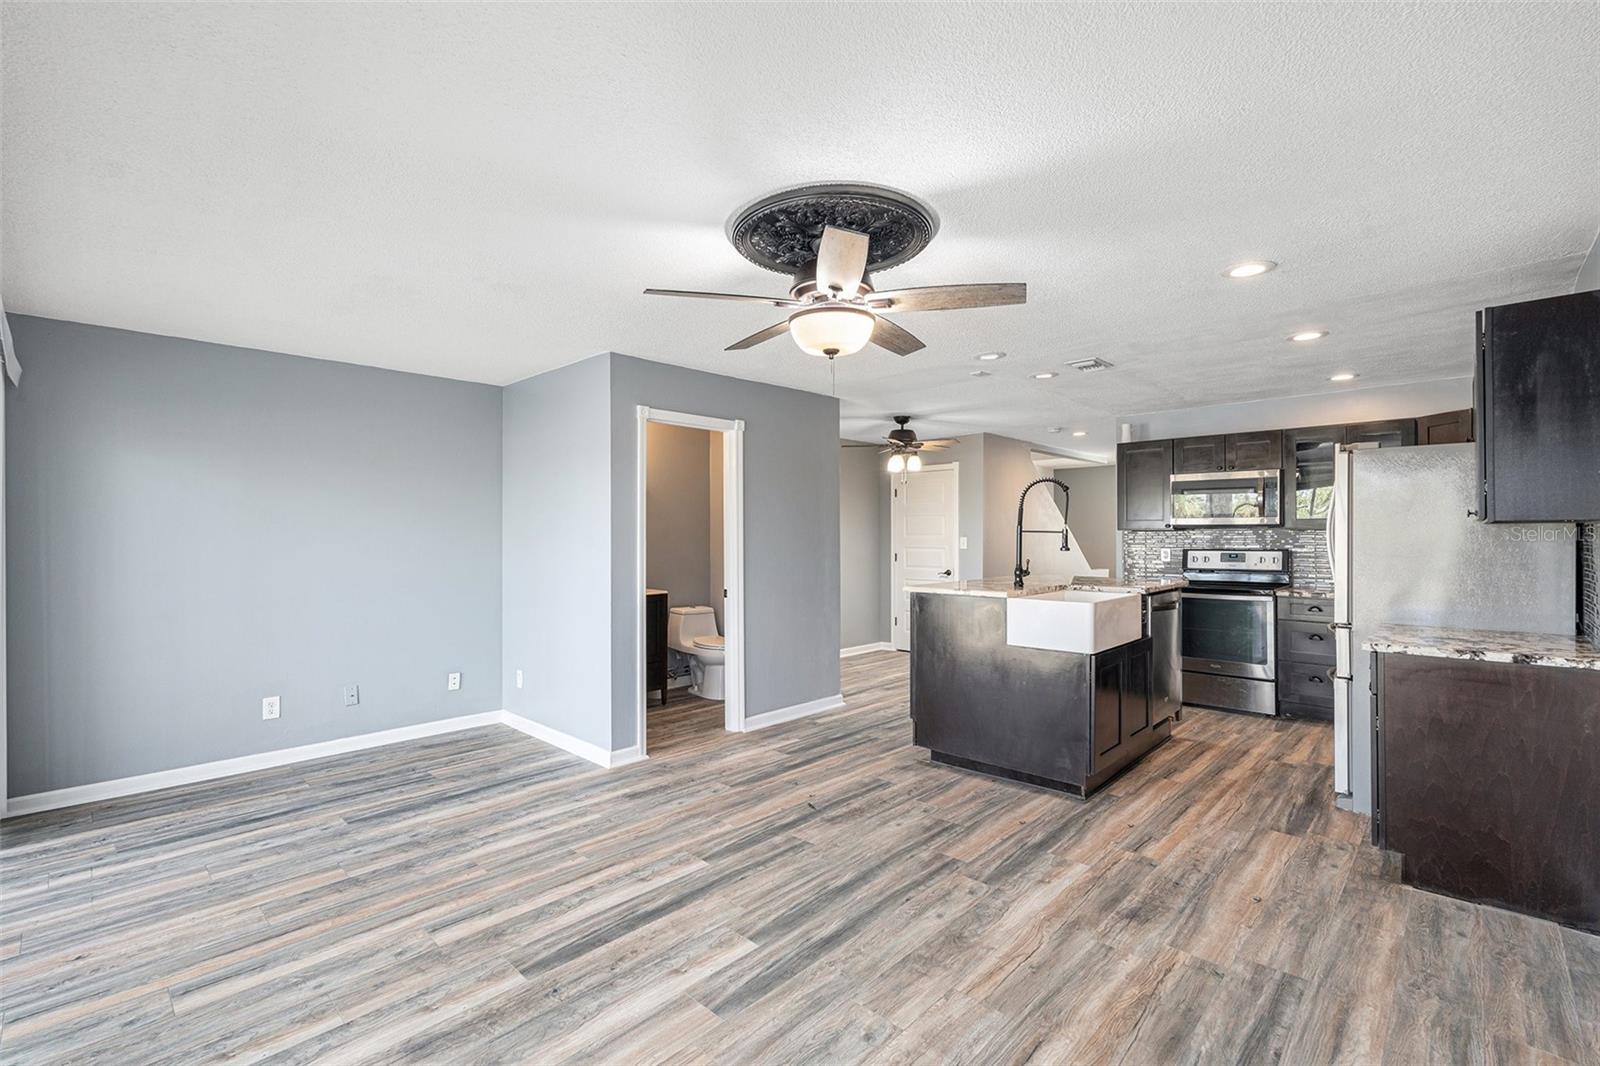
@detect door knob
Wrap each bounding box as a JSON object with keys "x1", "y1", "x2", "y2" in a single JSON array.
[{"x1": 939, "y1": 569, "x2": 952, "y2": 577}]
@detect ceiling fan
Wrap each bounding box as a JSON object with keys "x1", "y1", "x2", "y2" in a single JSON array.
[
  {"x1": 844, "y1": 416, "x2": 958, "y2": 473},
  {"x1": 643, "y1": 183, "x2": 1025, "y2": 359}
]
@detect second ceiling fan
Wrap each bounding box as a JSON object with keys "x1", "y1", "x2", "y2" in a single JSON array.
[{"x1": 644, "y1": 183, "x2": 1026, "y2": 359}]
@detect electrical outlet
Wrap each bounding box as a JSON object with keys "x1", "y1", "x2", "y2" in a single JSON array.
[
  {"x1": 343, "y1": 684, "x2": 360, "y2": 707},
  {"x1": 447, "y1": 672, "x2": 461, "y2": 692},
  {"x1": 1160, "y1": 548, "x2": 1172, "y2": 563},
  {"x1": 261, "y1": 696, "x2": 280, "y2": 720},
  {"x1": 515, "y1": 669, "x2": 524, "y2": 689},
  {"x1": 959, "y1": 536, "x2": 968, "y2": 550}
]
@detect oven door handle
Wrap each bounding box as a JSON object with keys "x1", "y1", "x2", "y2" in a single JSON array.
[{"x1": 1180, "y1": 591, "x2": 1278, "y2": 601}]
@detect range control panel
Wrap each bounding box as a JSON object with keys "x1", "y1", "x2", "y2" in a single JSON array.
[{"x1": 1182, "y1": 549, "x2": 1287, "y2": 572}]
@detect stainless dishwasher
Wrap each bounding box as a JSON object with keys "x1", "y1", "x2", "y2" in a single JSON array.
[{"x1": 1148, "y1": 590, "x2": 1182, "y2": 724}]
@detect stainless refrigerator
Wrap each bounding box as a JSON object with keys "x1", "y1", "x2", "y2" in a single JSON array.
[{"x1": 1329, "y1": 443, "x2": 1576, "y2": 814}]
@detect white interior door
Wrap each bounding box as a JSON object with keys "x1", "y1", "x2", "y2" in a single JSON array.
[{"x1": 891, "y1": 464, "x2": 959, "y2": 651}]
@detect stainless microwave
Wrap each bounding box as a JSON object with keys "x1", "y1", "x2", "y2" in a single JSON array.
[{"x1": 1170, "y1": 468, "x2": 1281, "y2": 526}]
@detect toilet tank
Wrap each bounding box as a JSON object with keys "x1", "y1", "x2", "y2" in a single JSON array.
[{"x1": 668, "y1": 605, "x2": 718, "y2": 645}]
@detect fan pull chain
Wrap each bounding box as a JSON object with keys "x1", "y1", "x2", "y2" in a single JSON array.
[{"x1": 829, "y1": 354, "x2": 836, "y2": 396}]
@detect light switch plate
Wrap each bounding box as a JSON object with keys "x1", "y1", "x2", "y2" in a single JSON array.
[
  {"x1": 515, "y1": 669, "x2": 524, "y2": 689},
  {"x1": 447, "y1": 672, "x2": 461, "y2": 691},
  {"x1": 261, "y1": 696, "x2": 280, "y2": 720},
  {"x1": 1160, "y1": 548, "x2": 1172, "y2": 562},
  {"x1": 959, "y1": 536, "x2": 968, "y2": 550}
]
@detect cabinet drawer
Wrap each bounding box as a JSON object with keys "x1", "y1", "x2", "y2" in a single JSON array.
[
  {"x1": 1278, "y1": 619, "x2": 1335, "y2": 664},
  {"x1": 1282, "y1": 596, "x2": 1333, "y2": 621},
  {"x1": 1278, "y1": 699, "x2": 1334, "y2": 723},
  {"x1": 1278, "y1": 664, "x2": 1335, "y2": 705}
]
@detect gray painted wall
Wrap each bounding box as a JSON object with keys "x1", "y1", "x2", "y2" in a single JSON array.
[
  {"x1": 609, "y1": 353, "x2": 840, "y2": 749},
  {"x1": 645, "y1": 421, "x2": 715, "y2": 611},
  {"x1": 1055, "y1": 466, "x2": 1119, "y2": 573},
  {"x1": 839, "y1": 444, "x2": 888, "y2": 647},
  {"x1": 982, "y1": 434, "x2": 1045, "y2": 579},
  {"x1": 501, "y1": 355, "x2": 614, "y2": 750},
  {"x1": 7, "y1": 316, "x2": 503, "y2": 797}
]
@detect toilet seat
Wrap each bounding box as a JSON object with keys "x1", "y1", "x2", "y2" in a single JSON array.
[{"x1": 692, "y1": 635, "x2": 724, "y2": 650}]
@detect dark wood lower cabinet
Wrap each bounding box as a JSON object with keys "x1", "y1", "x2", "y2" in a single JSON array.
[
  {"x1": 1375, "y1": 652, "x2": 1600, "y2": 932},
  {"x1": 910, "y1": 592, "x2": 1168, "y2": 798}
]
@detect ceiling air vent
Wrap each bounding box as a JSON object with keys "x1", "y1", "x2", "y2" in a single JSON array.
[{"x1": 1068, "y1": 358, "x2": 1115, "y2": 373}]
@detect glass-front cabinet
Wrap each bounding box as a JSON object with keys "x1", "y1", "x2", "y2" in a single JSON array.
[{"x1": 1282, "y1": 425, "x2": 1345, "y2": 529}]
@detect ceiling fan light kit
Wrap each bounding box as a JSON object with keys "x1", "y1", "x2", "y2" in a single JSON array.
[
  {"x1": 645, "y1": 182, "x2": 1026, "y2": 360},
  {"x1": 788, "y1": 305, "x2": 876, "y2": 358}
]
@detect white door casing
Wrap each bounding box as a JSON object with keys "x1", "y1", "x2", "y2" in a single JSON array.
[{"x1": 890, "y1": 463, "x2": 960, "y2": 651}]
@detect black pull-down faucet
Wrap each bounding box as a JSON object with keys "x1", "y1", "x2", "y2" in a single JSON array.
[{"x1": 1014, "y1": 477, "x2": 1073, "y2": 589}]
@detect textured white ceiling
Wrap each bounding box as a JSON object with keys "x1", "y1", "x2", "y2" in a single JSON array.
[{"x1": 3, "y1": 2, "x2": 1597, "y2": 456}]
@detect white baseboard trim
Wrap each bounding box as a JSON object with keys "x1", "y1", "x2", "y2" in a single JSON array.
[
  {"x1": 496, "y1": 711, "x2": 643, "y2": 769},
  {"x1": 4, "y1": 708, "x2": 655, "y2": 819},
  {"x1": 3, "y1": 712, "x2": 506, "y2": 819},
  {"x1": 840, "y1": 641, "x2": 896, "y2": 658},
  {"x1": 743, "y1": 693, "x2": 846, "y2": 732}
]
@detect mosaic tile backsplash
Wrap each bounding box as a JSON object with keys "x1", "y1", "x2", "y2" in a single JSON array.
[{"x1": 1121, "y1": 527, "x2": 1333, "y2": 594}]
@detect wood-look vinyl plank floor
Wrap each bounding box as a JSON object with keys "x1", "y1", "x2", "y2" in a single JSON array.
[{"x1": 3, "y1": 651, "x2": 1596, "y2": 1064}]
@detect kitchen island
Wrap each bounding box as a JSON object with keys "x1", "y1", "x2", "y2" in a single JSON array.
[{"x1": 910, "y1": 576, "x2": 1183, "y2": 797}]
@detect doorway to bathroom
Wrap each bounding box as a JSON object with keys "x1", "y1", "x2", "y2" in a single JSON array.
[{"x1": 635, "y1": 406, "x2": 745, "y2": 757}]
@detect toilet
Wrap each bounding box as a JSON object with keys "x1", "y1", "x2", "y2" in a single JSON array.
[{"x1": 667, "y1": 606, "x2": 725, "y2": 700}]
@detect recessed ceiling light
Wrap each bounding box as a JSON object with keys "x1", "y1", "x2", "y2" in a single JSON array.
[
  {"x1": 1072, "y1": 430, "x2": 1088, "y2": 437},
  {"x1": 1330, "y1": 372, "x2": 1358, "y2": 382},
  {"x1": 1046, "y1": 426, "x2": 1063, "y2": 433},
  {"x1": 1032, "y1": 371, "x2": 1058, "y2": 380},
  {"x1": 1289, "y1": 330, "x2": 1329, "y2": 343},
  {"x1": 1224, "y1": 260, "x2": 1277, "y2": 279},
  {"x1": 975, "y1": 351, "x2": 1006, "y2": 362},
  {"x1": 969, "y1": 369, "x2": 990, "y2": 377}
]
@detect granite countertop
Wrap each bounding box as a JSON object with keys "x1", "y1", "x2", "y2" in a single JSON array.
[
  {"x1": 1362, "y1": 623, "x2": 1600, "y2": 671},
  {"x1": 915, "y1": 575, "x2": 1186, "y2": 598},
  {"x1": 1067, "y1": 575, "x2": 1188, "y2": 595},
  {"x1": 1276, "y1": 586, "x2": 1333, "y2": 599},
  {"x1": 913, "y1": 578, "x2": 1077, "y2": 599}
]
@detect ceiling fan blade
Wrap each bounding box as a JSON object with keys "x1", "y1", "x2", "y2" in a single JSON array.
[
  {"x1": 815, "y1": 226, "x2": 870, "y2": 296},
  {"x1": 840, "y1": 442, "x2": 884, "y2": 448},
  {"x1": 868, "y1": 283, "x2": 1027, "y2": 313},
  {"x1": 869, "y1": 316, "x2": 926, "y2": 356},
  {"x1": 919, "y1": 437, "x2": 961, "y2": 448},
  {"x1": 725, "y1": 320, "x2": 792, "y2": 351},
  {"x1": 645, "y1": 288, "x2": 803, "y2": 308}
]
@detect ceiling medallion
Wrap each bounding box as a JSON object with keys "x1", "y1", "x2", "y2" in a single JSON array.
[{"x1": 725, "y1": 182, "x2": 940, "y2": 275}]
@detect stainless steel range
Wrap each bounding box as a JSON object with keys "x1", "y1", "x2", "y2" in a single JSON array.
[{"x1": 1180, "y1": 549, "x2": 1291, "y2": 716}]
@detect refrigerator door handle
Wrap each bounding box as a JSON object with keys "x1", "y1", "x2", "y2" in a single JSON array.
[{"x1": 1332, "y1": 623, "x2": 1352, "y2": 796}]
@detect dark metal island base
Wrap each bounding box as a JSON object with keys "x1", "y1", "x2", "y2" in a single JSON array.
[{"x1": 910, "y1": 585, "x2": 1174, "y2": 798}]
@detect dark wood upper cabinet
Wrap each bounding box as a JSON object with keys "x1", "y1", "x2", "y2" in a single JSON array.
[
  {"x1": 1417, "y1": 409, "x2": 1474, "y2": 445},
  {"x1": 1345, "y1": 418, "x2": 1417, "y2": 449},
  {"x1": 1282, "y1": 424, "x2": 1345, "y2": 529},
  {"x1": 1224, "y1": 429, "x2": 1282, "y2": 471},
  {"x1": 1172, "y1": 435, "x2": 1226, "y2": 473},
  {"x1": 1173, "y1": 430, "x2": 1282, "y2": 473},
  {"x1": 1476, "y1": 290, "x2": 1600, "y2": 523},
  {"x1": 1116, "y1": 440, "x2": 1173, "y2": 530}
]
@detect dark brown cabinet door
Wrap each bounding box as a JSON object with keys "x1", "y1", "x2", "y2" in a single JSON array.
[
  {"x1": 1116, "y1": 440, "x2": 1173, "y2": 530},
  {"x1": 1282, "y1": 425, "x2": 1344, "y2": 529},
  {"x1": 1092, "y1": 651, "x2": 1124, "y2": 762},
  {"x1": 1478, "y1": 291, "x2": 1600, "y2": 522},
  {"x1": 1121, "y1": 642, "x2": 1152, "y2": 738},
  {"x1": 1224, "y1": 429, "x2": 1282, "y2": 471},
  {"x1": 1417, "y1": 409, "x2": 1474, "y2": 445},
  {"x1": 1172, "y1": 435, "x2": 1226, "y2": 473},
  {"x1": 1346, "y1": 418, "x2": 1417, "y2": 448}
]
